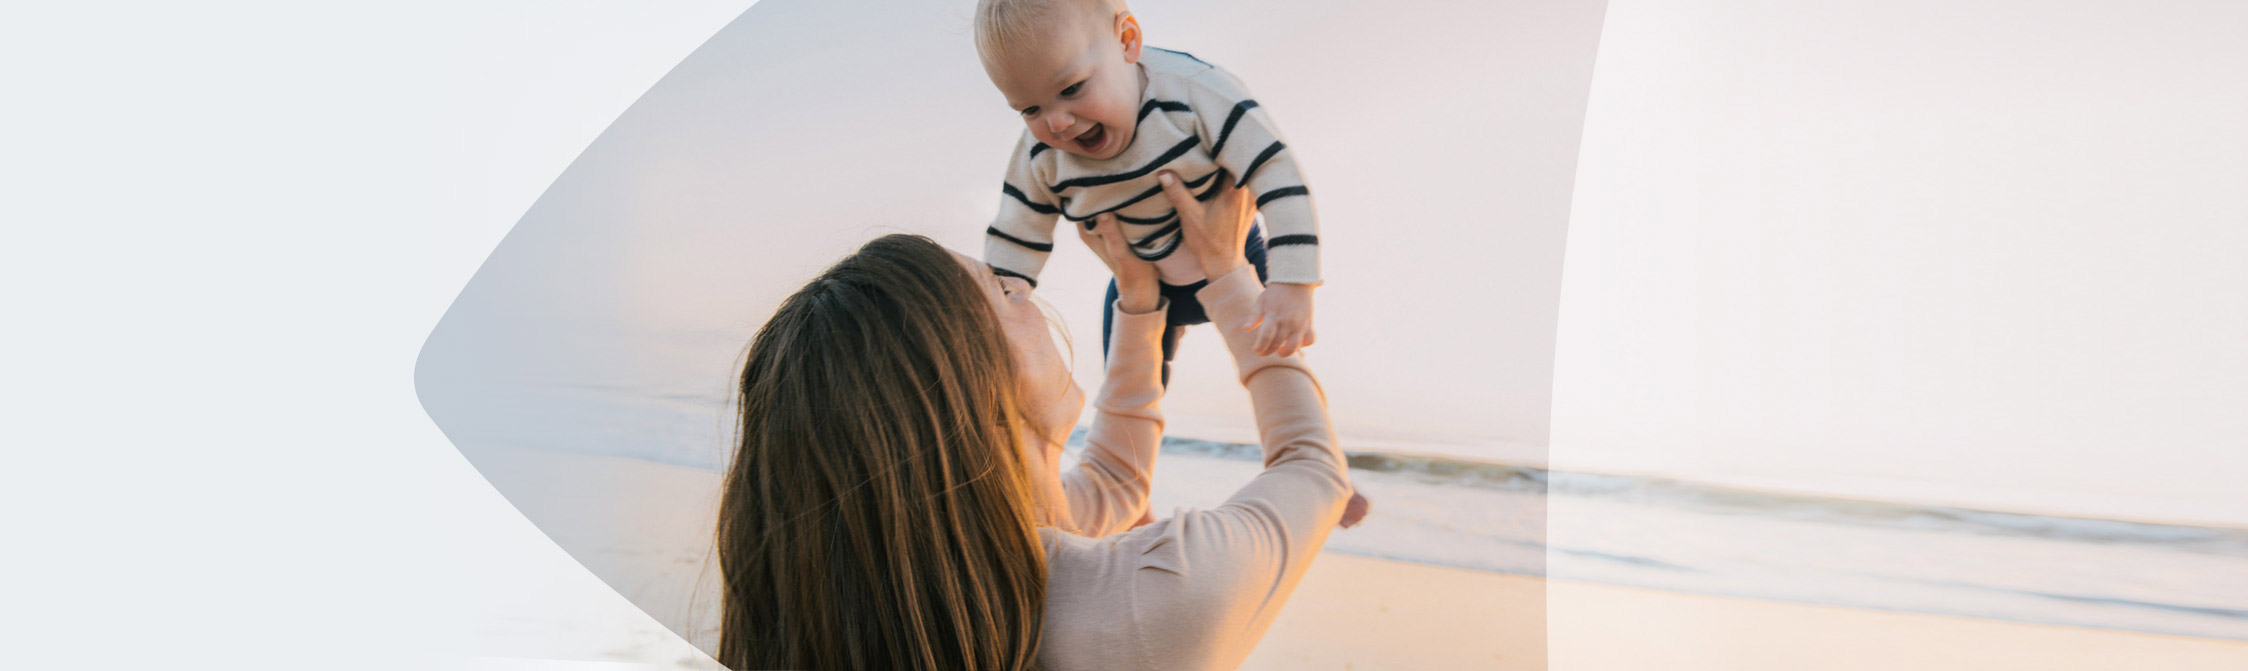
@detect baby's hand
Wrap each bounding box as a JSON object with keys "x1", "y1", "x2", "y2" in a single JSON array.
[
  {"x1": 1339, "y1": 490, "x2": 1371, "y2": 529},
  {"x1": 1251, "y1": 282, "x2": 1316, "y2": 357}
]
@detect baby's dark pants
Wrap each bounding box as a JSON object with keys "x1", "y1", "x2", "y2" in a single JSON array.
[{"x1": 1101, "y1": 223, "x2": 1271, "y2": 387}]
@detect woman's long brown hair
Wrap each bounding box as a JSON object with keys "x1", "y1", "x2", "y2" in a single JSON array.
[{"x1": 716, "y1": 234, "x2": 1048, "y2": 670}]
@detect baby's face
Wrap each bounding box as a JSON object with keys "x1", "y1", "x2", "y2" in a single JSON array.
[{"x1": 983, "y1": 12, "x2": 1144, "y2": 161}]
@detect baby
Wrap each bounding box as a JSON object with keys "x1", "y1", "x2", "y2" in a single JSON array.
[{"x1": 973, "y1": 0, "x2": 1369, "y2": 529}]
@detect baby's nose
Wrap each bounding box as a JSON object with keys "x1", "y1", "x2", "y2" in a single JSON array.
[{"x1": 1045, "y1": 110, "x2": 1076, "y2": 133}]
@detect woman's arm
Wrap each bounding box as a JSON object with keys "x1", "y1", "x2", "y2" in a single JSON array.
[
  {"x1": 1116, "y1": 173, "x2": 1353, "y2": 669},
  {"x1": 1056, "y1": 215, "x2": 1169, "y2": 537}
]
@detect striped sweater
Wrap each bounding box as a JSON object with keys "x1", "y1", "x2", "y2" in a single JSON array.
[{"x1": 984, "y1": 47, "x2": 1321, "y2": 288}]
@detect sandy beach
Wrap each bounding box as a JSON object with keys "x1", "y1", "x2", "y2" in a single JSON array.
[
  {"x1": 451, "y1": 446, "x2": 2248, "y2": 670},
  {"x1": 1251, "y1": 554, "x2": 2248, "y2": 671}
]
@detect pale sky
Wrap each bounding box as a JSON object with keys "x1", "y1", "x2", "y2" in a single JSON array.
[
  {"x1": 418, "y1": 0, "x2": 1606, "y2": 466},
  {"x1": 417, "y1": 0, "x2": 2248, "y2": 526},
  {"x1": 1554, "y1": 0, "x2": 2248, "y2": 525}
]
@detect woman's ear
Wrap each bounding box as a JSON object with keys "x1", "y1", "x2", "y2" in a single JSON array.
[{"x1": 1116, "y1": 11, "x2": 1143, "y2": 63}]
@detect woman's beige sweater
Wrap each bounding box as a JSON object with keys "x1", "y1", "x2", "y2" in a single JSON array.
[{"x1": 1037, "y1": 265, "x2": 1353, "y2": 670}]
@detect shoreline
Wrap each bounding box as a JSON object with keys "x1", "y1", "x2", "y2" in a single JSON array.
[
  {"x1": 1146, "y1": 434, "x2": 2248, "y2": 533},
  {"x1": 459, "y1": 445, "x2": 2248, "y2": 668}
]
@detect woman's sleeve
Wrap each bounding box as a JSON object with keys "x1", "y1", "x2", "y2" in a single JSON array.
[
  {"x1": 1119, "y1": 265, "x2": 1353, "y2": 669},
  {"x1": 1056, "y1": 298, "x2": 1170, "y2": 537}
]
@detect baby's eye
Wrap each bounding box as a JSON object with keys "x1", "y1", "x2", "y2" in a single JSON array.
[
  {"x1": 1059, "y1": 81, "x2": 1084, "y2": 96},
  {"x1": 1020, "y1": 106, "x2": 1039, "y2": 118}
]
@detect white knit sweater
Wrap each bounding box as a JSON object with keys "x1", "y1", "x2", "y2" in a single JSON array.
[{"x1": 983, "y1": 47, "x2": 1321, "y2": 287}]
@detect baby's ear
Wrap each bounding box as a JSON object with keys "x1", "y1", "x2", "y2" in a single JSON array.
[{"x1": 1116, "y1": 11, "x2": 1143, "y2": 63}]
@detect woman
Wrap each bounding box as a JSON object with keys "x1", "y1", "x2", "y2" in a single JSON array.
[{"x1": 715, "y1": 172, "x2": 1353, "y2": 670}]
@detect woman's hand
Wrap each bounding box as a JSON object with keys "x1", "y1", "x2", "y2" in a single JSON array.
[
  {"x1": 1155, "y1": 171, "x2": 1254, "y2": 283},
  {"x1": 1077, "y1": 213, "x2": 1162, "y2": 314}
]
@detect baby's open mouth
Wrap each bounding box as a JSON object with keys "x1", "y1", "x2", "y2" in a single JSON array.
[{"x1": 1073, "y1": 124, "x2": 1106, "y2": 153}]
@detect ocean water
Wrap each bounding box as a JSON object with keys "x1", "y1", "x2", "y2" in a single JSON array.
[
  {"x1": 424, "y1": 376, "x2": 2248, "y2": 643},
  {"x1": 1116, "y1": 435, "x2": 2248, "y2": 643}
]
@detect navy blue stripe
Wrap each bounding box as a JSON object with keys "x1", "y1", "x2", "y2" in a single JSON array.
[
  {"x1": 1028, "y1": 142, "x2": 1051, "y2": 158},
  {"x1": 1137, "y1": 99, "x2": 1191, "y2": 122},
  {"x1": 1267, "y1": 234, "x2": 1319, "y2": 247},
  {"x1": 1256, "y1": 185, "x2": 1309, "y2": 208},
  {"x1": 1131, "y1": 226, "x2": 1184, "y2": 261},
  {"x1": 1047, "y1": 136, "x2": 1200, "y2": 192},
  {"x1": 1131, "y1": 222, "x2": 1181, "y2": 250},
  {"x1": 1001, "y1": 183, "x2": 1059, "y2": 214},
  {"x1": 986, "y1": 226, "x2": 1052, "y2": 253},
  {"x1": 989, "y1": 265, "x2": 1037, "y2": 288},
  {"x1": 1148, "y1": 47, "x2": 1209, "y2": 67},
  {"x1": 1135, "y1": 237, "x2": 1182, "y2": 262},
  {"x1": 1238, "y1": 141, "x2": 1287, "y2": 186},
  {"x1": 1057, "y1": 168, "x2": 1223, "y2": 222},
  {"x1": 1114, "y1": 211, "x2": 1176, "y2": 225},
  {"x1": 1208, "y1": 100, "x2": 1261, "y2": 158},
  {"x1": 1195, "y1": 168, "x2": 1229, "y2": 201}
]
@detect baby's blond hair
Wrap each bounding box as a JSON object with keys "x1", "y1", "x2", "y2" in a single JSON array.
[{"x1": 973, "y1": 0, "x2": 1127, "y2": 66}]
